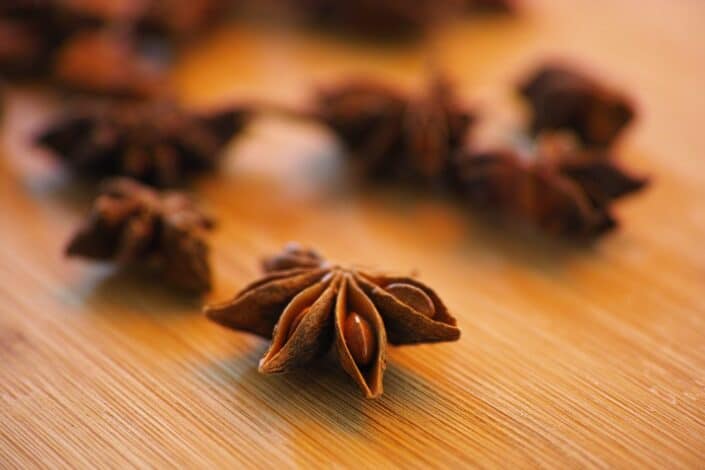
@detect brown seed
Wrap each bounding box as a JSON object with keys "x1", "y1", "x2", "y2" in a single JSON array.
[
  {"x1": 344, "y1": 312, "x2": 376, "y2": 367},
  {"x1": 287, "y1": 307, "x2": 310, "y2": 339},
  {"x1": 385, "y1": 282, "x2": 436, "y2": 318}
]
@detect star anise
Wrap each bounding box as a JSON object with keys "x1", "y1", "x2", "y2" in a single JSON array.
[
  {"x1": 292, "y1": 0, "x2": 515, "y2": 37},
  {"x1": 519, "y1": 63, "x2": 635, "y2": 148},
  {"x1": 59, "y1": 0, "x2": 231, "y2": 38},
  {"x1": 464, "y1": 0, "x2": 517, "y2": 13},
  {"x1": 138, "y1": 0, "x2": 231, "y2": 39},
  {"x1": 453, "y1": 133, "x2": 648, "y2": 237},
  {"x1": 56, "y1": 0, "x2": 147, "y2": 25},
  {"x1": 316, "y1": 75, "x2": 474, "y2": 181},
  {"x1": 296, "y1": 0, "x2": 452, "y2": 37},
  {"x1": 205, "y1": 243, "x2": 461, "y2": 398},
  {"x1": 67, "y1": 177, "x2": 214, "y2": 291},
  {"x1": 38, "y1": 99, "x2": 250, "y2": 187},
  {"x1": 0, "y1": 1, "x2": 62, "y2": 77},
  {"x1": 1, "y1": 0, "x2": 229, "y2": 91},
  {"x1": 51, "y1": 28, "x2": 167, "y2": 97}
]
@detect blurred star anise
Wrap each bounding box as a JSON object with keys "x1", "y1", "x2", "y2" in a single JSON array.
[
  {"x1": 454, "y1": 133, "x2": 648, "y2": 237},
  {"x1": 316, "y1": 75, "x2": 474, "y2": 181},
  {"x1": 520, "y1": 63, "x2": 635, "y2": 148},
  {"x1": 294, "y1": 0, "x2": 515, "y2": 37},
  {"x1": 464, "y1": 0, "x2": 517, "y2": 13},
  {"x1": 0, "y1": 0, "x2": 229, "y2": 89},
  {"x1": 205, "y1": 243, "x2": 461, "y2": 398},
  {"x1": 0, "y1": 1, "x2": 61, "y2": 77},
  {"x1": 67, "y1": 178, "x2": 214, "y2": 291},
  {"x1": 59, "y1": 0, "x2": 231, "y2": 38},
  {"x1": 296, "y1": 0, "x2": 449, "y2": 37},
  {"x1": 38, "y1": 99, "x2": 250, "y2": 187},
  {"x1": 52, "y1": 28, "x2": 167, "y2": 97}
]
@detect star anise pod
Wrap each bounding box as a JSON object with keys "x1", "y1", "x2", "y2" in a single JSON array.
[
  {"x1": 38, "y1": 99, "x2": 250, "y2": 187},
  {"x1": 205, "y1": 243, "x2": 461, "y2": 398},
  {"x1": 61, "y1": 0, "x2": 231, "y2": 38},
  {"x1": 453, "y1": 133, "x2": 648, "y2": 237},
  {"x1": 316, "y1": 75, "x2": 474, "y2": 181},
  {"x1": 49, "y1": 0, "x2": 144, "y2": 30},
  {"x1": 296, "y1": 0, "x2": 452, "y2": 37},
  {"x1": 292, "y1": 0, "x2": 515, "y2": 37},
  {"x1": 519, "y1": 63, "x2": 635, "y2": 148},
  {"x1": 51, "y1": 28, "x2": 167, "y2": 97},
  {"x1": 139, "y1": 0, "x2": 231, "y2": 39},
  {"x1": 0, "y1": 1, "x2": 63, "y2": 77},
  {"x1": 67, "y1": 177, "x2": 214, "y2": 291},
  {"x1": 464, "y1": 0, "x2": 517, "y2": 13}
]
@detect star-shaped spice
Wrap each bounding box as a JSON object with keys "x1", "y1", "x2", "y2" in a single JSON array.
[
  {"x1": 67, "y1": 178, "x2": 214, "y2": 291},
  {"x1": 63, "y1": 0, "x2": 229, "y2": 38},
  {"x1": 1, "y1": 0, "x2": 230, "y2": 91},
  {"x1": 453, "y1": 133, "x2": 648, "y2": 237},
  {"x1": 519, "y1": 63, "x2": 635, "y2": 148},
  {"x1": 138, "y1": 0, "x2": 231, "y2": 38},
  {"x1": 0, "y1": 1, "x2": 62, "y2": 77},
  {"x1": 52, "y1": 28, "x2": 168, "y2": 97},
  {"x1": 38, "y1": 99, "x2": 250, "y2": 187},
  {"x1": 293, "y1": 0, "x2": 515, "y2": 37},
  {"x1": 296, "y1": 0, "x2": 451, "y2": 37},
  {"x1": 465, "y1": 0, "x2": 517, "y2": 13},
  {"x1": 316, "y1": 75, "x2": 474, "y2": 182},
  {"x1": 205, "y1": 243, "x2": 461, "y2": 398}
]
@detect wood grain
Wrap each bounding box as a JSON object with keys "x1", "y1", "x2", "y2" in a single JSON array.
[{"x1": 1, "y1": 0, "x2": 705, "y2": 467}]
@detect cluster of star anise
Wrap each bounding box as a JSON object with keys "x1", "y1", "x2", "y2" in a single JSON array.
[
  {"x1": 206, "y1": 243, "x2": 461, "y2": 398},
  {"x1": 67, "y1": 177, "x2": 215, "y2": 291},
  {"x1": 315, "y1": 63, "x2": 647, "y2": 238},
  {"x1": 451, "y1": 64, "x2": 646, "y2": 237},
  {"x1": 38, "y1": 99, "x2": 250, "y2": 187},
  {"x1": 452, "y1": 132, "x2": 647, "y2": 237},
  {"x1": 0, "y1": 0, "x2": 230, "y2": 95}
]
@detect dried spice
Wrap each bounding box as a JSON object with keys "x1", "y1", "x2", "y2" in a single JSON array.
[
  {"x1": 61, "y1": 0, "x2": 231, "y2": 38},
  {"x1": 520, "y1": 63, "x2": 635, "y2": 148},
  {"x1": 38, "y1": 99, "x2": 250, "y2": 187},
  {"x1": 52, "y1": 28, "x2": 167, "y2": 97},
  {"x1": 1, "y1": 0, "x2": 229, "y2": 89},
  {"x1": 453, "y1": 133, "x2": 648, "y2": 237},
  {"x1": 205, "y1": 243, "x2": 461, "y2": 398},
  {"x1": 295, "y1": 0, "x2": 450, "y2": 37},
  {"x1": 465, "y1": 0, "x2": 517, "y2": 13},
  {"x1": 293, "y1": 0, "x2": 515, "y2": 37},
  {"x1": 261, "y1": 242, "x2": 327, "y2": 272},
  {"x1": 0, "y1": 1, "x2": 61, "y2": 77},
  {"x1": 316, "y1": 75, "x2": 474, "y2": 181},
  {"x1": 139, "y1": 0, "x2": 231, "y2": 39},
  {"x1": 67, "y1": 177, "x2": 214, "y2": 291},
  {"x1": 58, "y1": 0, "x2": 147, "y2": 25}
]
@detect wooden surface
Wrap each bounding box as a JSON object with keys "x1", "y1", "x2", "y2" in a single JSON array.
[{"x1": 2, "y1": 1, "x2": 705, "y2": 468}]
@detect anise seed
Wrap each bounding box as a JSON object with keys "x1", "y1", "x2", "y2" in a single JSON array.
[
  {"x1": 344, "y1": 312, "x2": 376, "y2": 367},
  {"x1": 385, "y1": 282, "x2": 435, "y2": 318}
]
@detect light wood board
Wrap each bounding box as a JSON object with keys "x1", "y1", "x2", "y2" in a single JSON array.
[{"x1": 1, "y1": 0, "x2": 704, "y2": 467}]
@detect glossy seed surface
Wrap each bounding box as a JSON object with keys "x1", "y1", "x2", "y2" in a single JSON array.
[
  {"x1": 385, "y1": 282, "x2": 436, "y2": 318},
  {"x1": 344, "y1": 312, "x2": 376, "y2": 367}
]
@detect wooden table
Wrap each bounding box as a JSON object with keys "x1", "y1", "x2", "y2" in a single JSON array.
[{"x1": 2, "y1": 1, "x2": 704, "y2": 467}]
